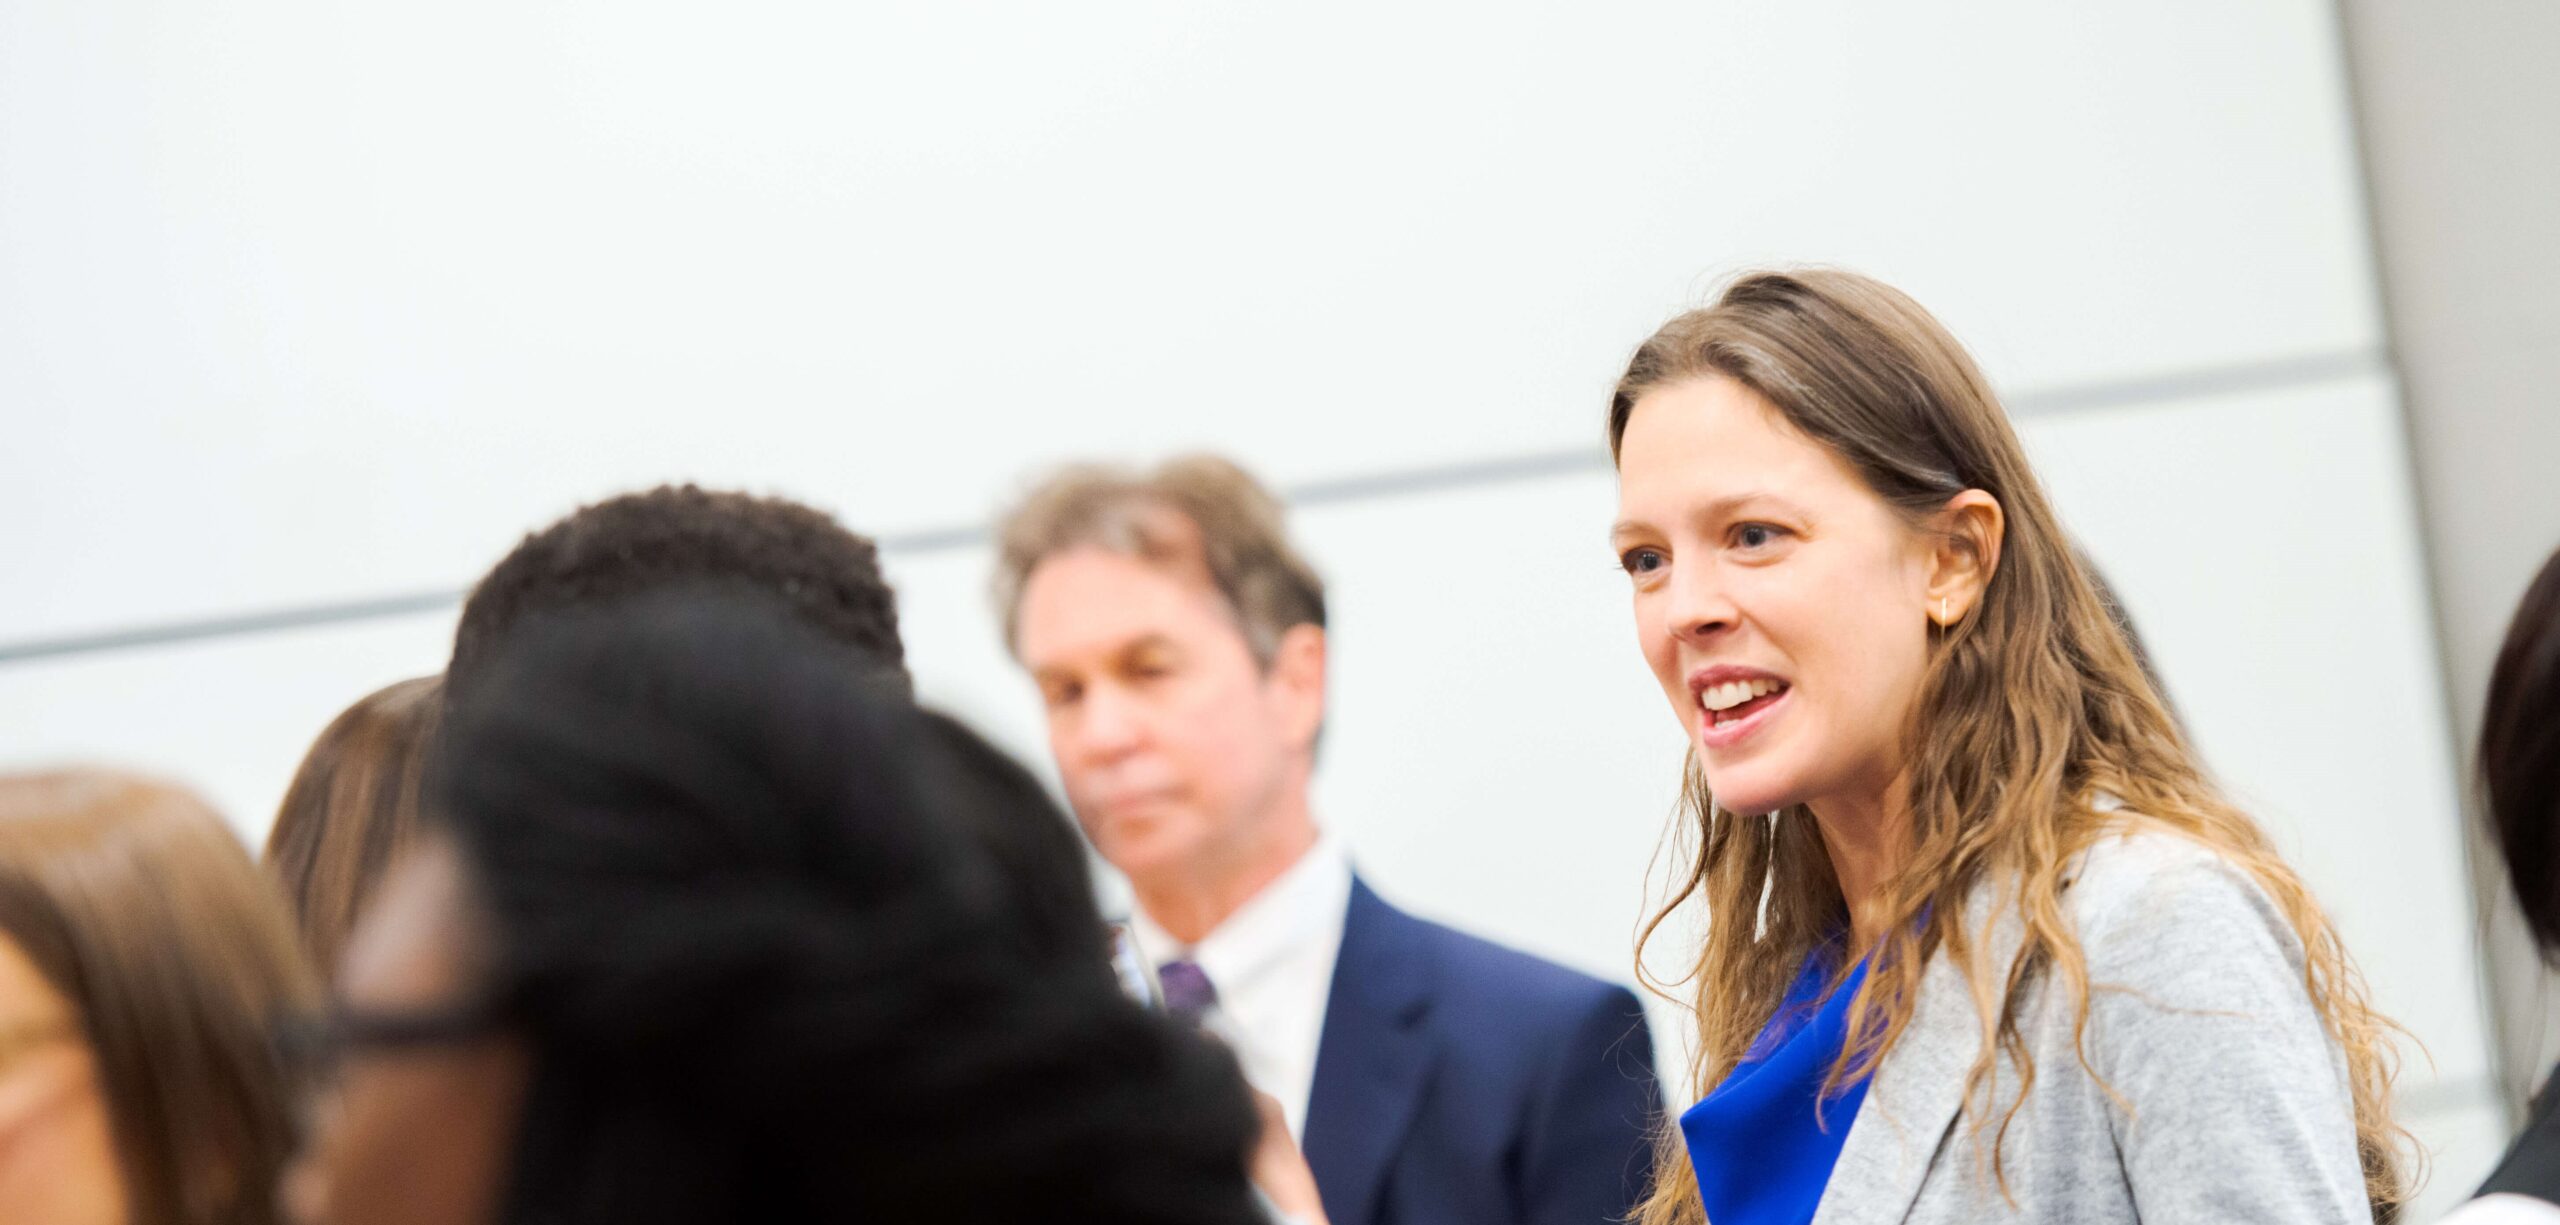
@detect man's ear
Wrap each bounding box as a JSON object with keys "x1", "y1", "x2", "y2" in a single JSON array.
[
  {"x1": 1268, "y1": 623, "x2": 1328, "y2": 752},
  {"x1": 1925, "y1": 490, "x2": 2005, "y2": 626}
]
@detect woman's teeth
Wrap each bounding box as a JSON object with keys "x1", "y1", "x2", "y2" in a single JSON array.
[{"x1": 1700, "y1": 678, "x2": 1784, "y2": 712}]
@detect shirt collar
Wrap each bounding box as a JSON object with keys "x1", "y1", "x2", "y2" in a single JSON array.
[{"x1": 1131, "y1": 833, "x2": 1352, "y2": 990}]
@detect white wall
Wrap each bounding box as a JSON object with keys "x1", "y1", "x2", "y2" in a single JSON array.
[
  {"x1": 0, "y1": 1, "x2": 2495, "y2": 1213},
  {"x1": 2340, "y1": 0, "x2": 2560, "y2": 1121}
]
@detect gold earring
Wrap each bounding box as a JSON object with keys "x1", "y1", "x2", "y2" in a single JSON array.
[{"x1": 1939, "y1": 597, "x2": 1949, "y2": 624}]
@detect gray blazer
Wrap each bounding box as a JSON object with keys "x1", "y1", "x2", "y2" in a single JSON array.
[{"x1": 1810, "y1": 828, "x2": 2372, "y2": 1224}]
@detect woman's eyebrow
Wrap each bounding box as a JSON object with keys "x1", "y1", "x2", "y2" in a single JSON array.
[
  {"x1": 1706, "y1": 489, "x2": 1785, "y2": 514},
  {"x1": 1614, "y1": 492, "x2": 1804, "y2": 541}
]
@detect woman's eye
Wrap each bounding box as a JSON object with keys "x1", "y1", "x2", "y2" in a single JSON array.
[
  {"x1": 1733, "y1": 523, "x2": 1787, "y2": 550},
  {"x1": 1618, "y1": 547, "x2": 1666, "y2": 575}
]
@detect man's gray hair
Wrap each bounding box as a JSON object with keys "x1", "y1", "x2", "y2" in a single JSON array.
[{"x1": 992, "y1": 455, "x2": 1326, "y2": 665}]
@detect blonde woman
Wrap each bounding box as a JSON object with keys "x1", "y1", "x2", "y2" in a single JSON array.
[{"x1": 1606, "y1": 269, "x2": 2403, "y2": 1224}]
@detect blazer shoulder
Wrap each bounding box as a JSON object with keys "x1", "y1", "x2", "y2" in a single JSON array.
[
  {"x1": 2062, "y1": 823, "x2": 2304, "y2": 973},
  {"x1": 1379, "y1": 898, "x2": 1637, "y2": 1018}
]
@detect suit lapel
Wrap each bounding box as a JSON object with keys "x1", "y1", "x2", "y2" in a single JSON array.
[
  {"x1": 1812, "y1": 893, "x2": 2021, "y2": 1225},
  {"x1": 1301, "y1": 878, "x2": 1436, "y2": 1225}
]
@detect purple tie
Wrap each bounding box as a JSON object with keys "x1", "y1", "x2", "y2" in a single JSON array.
[{"x1": 1157, "y1": 959, "x2": 1217, "y2": 1023}]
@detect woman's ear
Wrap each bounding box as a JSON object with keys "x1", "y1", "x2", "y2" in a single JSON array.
[{"x1": 1926, "y1": 490, "x2": 2005, "y2": 625}]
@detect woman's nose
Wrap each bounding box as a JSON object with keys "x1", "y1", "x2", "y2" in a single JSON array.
[{"x1": 1666, "y1": 568, "x2": 1739, "y2": 643}]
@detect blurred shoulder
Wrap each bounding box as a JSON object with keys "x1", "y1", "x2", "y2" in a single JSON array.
[
  {"x1": 1367, "y1": 891, "x2": 1634, "y2": 1018},
  {"x1": 2062, "y1": 822, "x2": 2301, "y2": 968}
]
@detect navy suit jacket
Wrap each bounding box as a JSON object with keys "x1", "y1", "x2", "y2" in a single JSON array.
[{"x1": 1300, "y1": 878, "x2": 1661, "y2": 1225}]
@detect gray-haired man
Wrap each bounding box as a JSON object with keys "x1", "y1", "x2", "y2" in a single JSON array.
[{"x1": 995, "y1": 455, "x2": 1659, "y2": 1225}]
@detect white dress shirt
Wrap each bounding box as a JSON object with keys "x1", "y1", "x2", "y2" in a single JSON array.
[{"x1": 1132, "y1": 834, "x2": 1353, "y2": 1143}]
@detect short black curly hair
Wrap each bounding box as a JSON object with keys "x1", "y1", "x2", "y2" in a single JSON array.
[
  {"x1": 430, "y1": 590, "x2": 1263, "y2": 1224},
  {"x1": 450, "y1": 484, "x2": 906, "y2": 699}
]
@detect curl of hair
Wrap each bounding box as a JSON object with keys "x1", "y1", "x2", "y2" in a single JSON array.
[
  {"x1": 1613, "y1": 269, "x2": 2408, "y2": 1223},
  {"x1": 430, "y1": 590, "x2": 1264, "y2": 1225}
]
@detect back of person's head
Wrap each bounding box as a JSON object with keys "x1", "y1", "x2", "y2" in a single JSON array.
[
  {"x1": 2484, "y1": 545, "x2": 2560, "y2": 955},
  {"x1": 430, "y1": 590, "x2": 1263, "y2": 1224},
  {"x1": 993, "y1": 454, "x2": 1325, "y2": 666},
  {"x1": 914, "y1": 707, "x2": 1111, "y2": 967},
  {"x1": 266, "y1": 675, "x2": 443, "y2": 974},
  {"x1": 449, "y1": 484, "x2": 907, "y2": 701},
  {"x1": 0, "y1": 769, "x2": 317, "y2": 1225}
]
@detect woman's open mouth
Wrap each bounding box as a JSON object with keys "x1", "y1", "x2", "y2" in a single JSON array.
[{"x1": 1695, "y1": 676, "x2": 1790, "y2": 747}]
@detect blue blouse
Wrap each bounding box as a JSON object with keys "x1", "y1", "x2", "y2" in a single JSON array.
[{"x1": 1679, "y1": 947, "x2": 1873, "y2": 1225}]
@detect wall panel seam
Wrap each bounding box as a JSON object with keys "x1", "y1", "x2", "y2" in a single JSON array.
[{"x1": 0, "y1": 345, "x2": 2387, "y2": 668}]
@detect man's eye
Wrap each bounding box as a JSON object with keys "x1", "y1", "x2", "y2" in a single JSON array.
[{"x1": 1618, "y1": 547, "x2": 1666, "y2": 575}]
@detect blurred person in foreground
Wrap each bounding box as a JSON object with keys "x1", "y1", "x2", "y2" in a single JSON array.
[
  {"x1": 2443, "y1": 546, "x2": 2560, "y2": 1223},
  {"x1": 995, "y1": 457, "x2": 1661, "y2": 1225},
  {"x1": 1608, "y1": 267, "x2": 2404, "y2": 1224},
  {"x1": 265, "y1": 484, "x2": 908, "y2": 985},
  {"x1": 266, "y1": 675, "x2": 443, "y2": 975},
  {"x1": 0, "y1": 769, "x2": 317, "y2": 1225},
  {"x1": 287, "y1": 590, "x2": 1274, "y2": 1225},
  {"x1": 445, "y1": 481, "x2": 1126, "y2": 971}
]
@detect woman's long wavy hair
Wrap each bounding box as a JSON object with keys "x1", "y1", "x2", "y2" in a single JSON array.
[{"x1": 1610, "y1": 269, "x2": 2408, "y2": 1223}]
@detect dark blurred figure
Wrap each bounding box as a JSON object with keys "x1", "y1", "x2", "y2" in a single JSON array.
[
  {"x1": 266, "y1": 676, "x2": 443, "y2": 975},
  {"x1": 2452, "y1": 548, "x2": 2560, "y2": 1224},
  {"x1": 914, "y1": 706, "x2": 1114, "y2": 967},
  {"x1": 0, "y1": 769, "x2": 317, "y2": 1225},
  {"x1": 288, "y1": 592, "x2": 1266, "y2": 1225},
  {"x1": 443, "y1": 481, "x2": 1102, "y2": 964},
  {"x1": 447, "y1": 483, "x2": 908, "y2": 703}
]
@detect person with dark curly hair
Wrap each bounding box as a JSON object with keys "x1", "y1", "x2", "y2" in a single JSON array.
[
  {"x1": 287, "y1": 590, "x2": 1270, "y2": 1225},
  {"x1": 438, "y1": 480, "x2": 1119, "y2": 983},
  {"x1": 447, "y1": 483, "x2": 907, "y2": 702}
]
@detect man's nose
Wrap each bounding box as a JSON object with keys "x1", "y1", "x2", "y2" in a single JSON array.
[{"x1": 1070, "y1": 684, "x2": 1147, "y2": 761}]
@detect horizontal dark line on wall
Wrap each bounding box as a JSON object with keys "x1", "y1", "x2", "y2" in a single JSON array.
[
  {"x1": 0, "y1": 345, "x2": 2387, "y2": 668},
  {"x1": 0, "y1": 521, "x2": 1005, "y2": 665},
  {"x1": 2007, "y1": 347, "x2": 2385, "y2": 417},
  {"x1": 0, "y1": 589, "x2": 471, "y2": 664}
]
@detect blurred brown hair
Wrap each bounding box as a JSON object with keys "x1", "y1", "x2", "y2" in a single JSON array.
[
  {"x1": 265, "y1": 675, "x2": 442, "y2": 973},
  {"x1": 2482, "y1": 545, "x2": 2560, "y2": 956},
  {"x1": 992, "y1": 455, "x2": 1325, "y2": 666},
  {"x1": 0, "y1": 769, "x2": 319, "y2": 1225}
]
